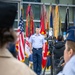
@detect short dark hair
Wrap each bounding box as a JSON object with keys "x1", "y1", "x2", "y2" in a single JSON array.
[
  {"x1": 0, "y1": 28, "x2": 16, "y2": 48},
  {"x1": 57, "y1": 35, "x2": 63, "y2": 41},
  {"x1": 66, "y1": 40, "x2": 75, "y2": 52}
]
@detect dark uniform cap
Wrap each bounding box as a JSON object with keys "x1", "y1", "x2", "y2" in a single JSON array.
[
  {"x1": 66, "y1": 26, "x2": 75, "y2": 42},
  {"x1": 0, "y1": 1, "x2": 17, "y2": 28},
  {"x1": 36, "y1": 25, "x2": 40, "y2": 28}
]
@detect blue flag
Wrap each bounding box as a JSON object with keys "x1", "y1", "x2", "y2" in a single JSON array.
[{"x1": 50, "y1": 11, "x2": 53, "y2": 28}]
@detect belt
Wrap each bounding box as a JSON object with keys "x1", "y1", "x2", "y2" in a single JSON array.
[{"x1": 33, "y1": 48, "x2": 42, "y2": 50}]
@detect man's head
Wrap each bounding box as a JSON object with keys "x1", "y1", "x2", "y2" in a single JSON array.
[
  {"x1": 64, "y1": 26, "x2": 75, "y2": 63},
  {"x1": 0, "y1": 2, "x2": 17, "y2": 48},
  {"x1": 57, "y1": 35, "x2": 63, "y2": 41},
  {"x1": 64, "y1": 41, "x2": 75, "y2": 63},
  {"x1": 35, "y1": 25, "x2": 41, "y2": 34}
]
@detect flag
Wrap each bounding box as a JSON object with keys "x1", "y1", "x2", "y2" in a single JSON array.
[
  {"x1": 50, "y1": 6, "x2": 53, "y2": 28},
  {"x1": 26, "y1": 4, "x2": 31, "y2": 37},
  {"x1": 17, "y1": 15, "x2": 25, "y2": 62},
  {"x1": 48, "y1": 6, "x2": 51, "y2": 29},
  {"x1": 42, "y1": 41, "x2": 48, "y2": 68},
  {"x1": 25, "y1": 5, "x2": 34, "y2": 58},
  {"x1": 59, "y1": 17, "x2": 62, "y2": 35},
  {"x1": 43, "y1": 6, "x2": 54, "y2": 69},
  {"x1": 63, "y1": 7, "x2": 69, "y2": 40},
  {"x1": 42, "y1": 5, "x2": 53, "y2": 69},
  {"x1": 26, "y1": 4, "x2": 34, "y2": 37},
  {"x1": 43, "y1": 6, "x2": 53, "y2": 69},
  {"x1": 63, "y1": 7, "x2": 69, "y2": 32},
  {"x1": 44, "y1": 5, "x2": 48, "y2": 31},
  {"x1": 30, "y1": 6, "x2": 34, "y2": 36},
  {"x1": 25, "y1": 37, "x2": 31, "y2": 58},
  {"x1": 48, "y1": 6, "x2": 54, "y2": 37},
  {"x1": 41, "y1": 4, "x2": 48, "y2": 69},
  {"x1": 25, "y1": 4, "x2": 31, "y2": 57},
  {"x1": 15, "y1": 29, "x2": 20, "y2": 51},
  {"x1": 40, "y1": 4, "x2": 46, "y2": 34},
  {"x1": 53, "y1": 5, "x2": 59, "y2": 38}
]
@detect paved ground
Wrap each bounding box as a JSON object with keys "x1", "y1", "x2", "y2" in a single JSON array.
[
  {"x1": 41, "y1": 70, "x2": 51, "y2": 75},
  {"x1": 25, "y1": 58, "x2": 55, "y2": 75}
]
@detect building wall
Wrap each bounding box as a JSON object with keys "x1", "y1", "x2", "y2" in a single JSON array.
[
  {"x1": 41, "y1": 0, "x2": 55, "y2": 4},
  {"x1": 60, "y1": 0, "x2": 72, "y2": 4},
  {"x1": 41, "y1": 0, "x2": 74, "y2": 24}
]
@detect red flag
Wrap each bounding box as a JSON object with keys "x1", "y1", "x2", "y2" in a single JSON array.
[
  {"x1": 30, "y1": 6, "x2": 34, "y2": 36},
  {"x1": 26, "y1": 5, "x2": 31, "y2": 37},
  {"x1": 25, "y1": 5, "x2": 34, "y2": 58},
  {"x1": 42, "y1": 42, "x2": 48, "y2": 68},
  {"x1": 41, "y1": 4, "x2": 49, "y2": 69},
  {"x1": 40, "y1": 4, "x2": 46, "y2": 34},
  {"x1": 26, "y1": 5, "x2": 34, "y2": 37}
]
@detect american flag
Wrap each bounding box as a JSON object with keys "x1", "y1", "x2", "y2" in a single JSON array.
[{"x1": 17, "y1": 15, "x2": 25, "y2": 62}]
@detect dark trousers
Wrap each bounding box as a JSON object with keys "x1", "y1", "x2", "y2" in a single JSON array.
[{"x1": 32, "y1": 48, "x2": 42, "y2": 75}]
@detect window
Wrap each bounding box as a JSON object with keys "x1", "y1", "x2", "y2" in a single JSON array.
[{"x1": 55, "y1": 0, "x2": 59, "y2": 4}]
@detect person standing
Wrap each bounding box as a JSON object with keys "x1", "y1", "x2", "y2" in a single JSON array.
[
  {"x1": 54, "y1": 35, "x2": 65, "y2": 74},
  {"x1": 57, "y1": 26, "x2": 75, "y2": 75},
  {"x1": 29, "y1": 25, "x2": 45, "y2": 75},
  {"x1": 0, "y1": 1, "x2": 36, "y2": 75},
  {"x1": 54, "y1": 35, "x2": 65, "y2": 67}
]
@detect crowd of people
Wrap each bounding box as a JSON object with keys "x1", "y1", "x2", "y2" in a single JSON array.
[{"x1": 0, "y1": 1, "x2": 75, "y2": 75}]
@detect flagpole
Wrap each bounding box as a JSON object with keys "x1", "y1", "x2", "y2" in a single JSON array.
[{"x1": 18, "y1": 1, "x2": 21, "y2": 25}]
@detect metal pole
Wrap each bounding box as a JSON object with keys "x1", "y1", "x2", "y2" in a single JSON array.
[
  {"x1": 0, "y1": 0, "x2": 21, "y2": 3},
  {"x1": 15, "y1": 19, "x2": 74, "y2": 24},
  {"x1": 21, "y1": 1, "x2": 75, "y2": 7},
  {"x1": 18, "y1": 1, "x2": 21, "y2": 25}
]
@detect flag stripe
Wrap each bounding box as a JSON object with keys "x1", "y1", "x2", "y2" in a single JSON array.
[
  {"x1": 20, "y1": 35, "x2": 24, "y2": 55},
  {"x1": 16, "y1": 15, "x2": 25, "y2": 62}
]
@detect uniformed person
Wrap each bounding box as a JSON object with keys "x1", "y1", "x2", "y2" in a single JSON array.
[
  {"x1": 57, "y1": 26, "x2": 75, "y2": 75},
  {"x1": 0, "y1": 1, "x2": 36, "y2": 75},
  {"x1": 29, "y1": 25, "x2": 45, "y2": 75}
]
